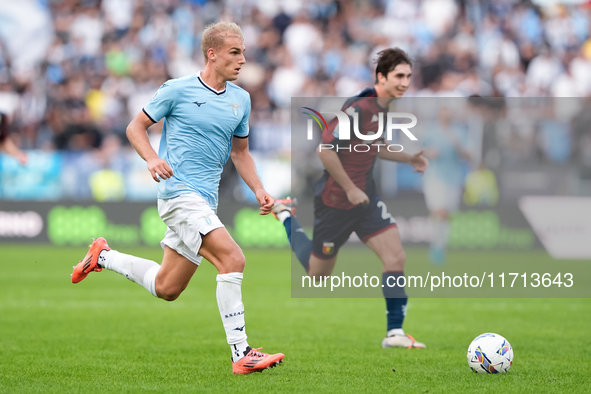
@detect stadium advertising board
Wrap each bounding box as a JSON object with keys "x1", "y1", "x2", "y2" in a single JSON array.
[{"x1": 0, "y1": 200, "x2": 535, "y2": 250}]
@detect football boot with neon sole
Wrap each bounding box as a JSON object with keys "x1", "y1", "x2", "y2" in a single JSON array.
[
  {"x1": 271, "y1": 197, "x2": 297, "y2": 219},
  {"x1": 71, "y1": 237, "x2": 110, "y2": 284},
  {"x1": 382, "y1": 334, "x2": 426, "y2": 349},
  {"x1": 232, "y1": 347, "x2": 285, "y2": 375}
]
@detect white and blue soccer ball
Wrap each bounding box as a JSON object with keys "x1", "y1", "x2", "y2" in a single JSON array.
[{"x1": 467, "y1": 333, "x2": 513, "y2": 374}]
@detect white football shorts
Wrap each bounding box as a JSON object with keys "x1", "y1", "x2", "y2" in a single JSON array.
[
  {"x1": 157, "y1": 193, "x2": 225, "y2": 265},
  {"x1": 423, "y1": 179, "x2": 462, "y2": 213}
]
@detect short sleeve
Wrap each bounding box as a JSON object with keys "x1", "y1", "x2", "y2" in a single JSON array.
[
  {"x1": 233, "y1": 97, "x2": 251, "y2": 138},
  {"x1": 143, "y1": 81, "x2": 176, "y2": 122}
]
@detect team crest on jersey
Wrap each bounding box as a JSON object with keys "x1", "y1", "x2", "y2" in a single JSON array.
[
  {"x1": 227, "y1": 102, "x2": 241, "y2": 117},
  {"x1": 322, "y1": 242, "x2": 335, "y2": 255}
]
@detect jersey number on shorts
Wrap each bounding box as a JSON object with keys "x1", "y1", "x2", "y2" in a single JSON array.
[{"x1": 377, "y1": 201, "x2": 395, "y2": 224}]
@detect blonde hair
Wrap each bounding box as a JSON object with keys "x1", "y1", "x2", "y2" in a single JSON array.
[{"x1": 201, "y1": 21, "x2": 244, "y2": 63}]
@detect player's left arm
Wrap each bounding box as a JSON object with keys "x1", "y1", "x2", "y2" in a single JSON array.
[
  {"x1": 230, "y1": 137, "x2": 274, "y2": 215},
  {"x1": 377, "y1": 149, "x2": 429, "y2": 175}
]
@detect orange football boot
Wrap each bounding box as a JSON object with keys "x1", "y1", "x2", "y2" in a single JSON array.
[
  {"x1": 232, "y1": 347, "x2": 284, "y2": 375},
  {"x1": 71, "y1": 237, "x2": 110, "y2": 284}
]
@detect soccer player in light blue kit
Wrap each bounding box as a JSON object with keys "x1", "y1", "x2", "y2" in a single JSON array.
[
  {"x1": 71, "y1": 22, "x2": 285, "y2": 374},
  {"x1": 422, "y1": 106, "x2": 472, "y2": 264}
]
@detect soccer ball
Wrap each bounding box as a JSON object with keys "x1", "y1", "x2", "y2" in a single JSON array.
[{"x1": 467, "y1": 333, "x2": 513, "y2": 374}]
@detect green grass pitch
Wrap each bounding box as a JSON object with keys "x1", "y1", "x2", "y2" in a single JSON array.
[{"x1": 1, "y1": 244, "x2": 590, "y2": 393}]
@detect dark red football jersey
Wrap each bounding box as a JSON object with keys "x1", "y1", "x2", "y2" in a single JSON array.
[{"x1": 319, "y1": 88, "x2": 387, "y2": 209}]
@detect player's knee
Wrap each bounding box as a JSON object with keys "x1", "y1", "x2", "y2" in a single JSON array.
[
  {"x1": 160, "y1": 293, "x2": 179, "y2": 302},
  {"x1": 156, "y1": 283, "x2": 184, "y2": 301},
  {"x1": 231, "y1": 250, "x2": 246, "y2": 272},
  {"x1": 219, "y1": 248, "x2": 246, "y2": 273},
  {"x1": 158, "y1": 289, "x2": 181, "y2": 301},
  {"x1": 433, "y1": 210, "x2": 448, "y2": 220},
  {"x1": 385, "y1": 249, "x2": 406, "y2": 271}
]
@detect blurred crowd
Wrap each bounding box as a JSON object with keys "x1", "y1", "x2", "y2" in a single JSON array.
[{"x1": 0, "y1": 0, "x2": 590, "y2": 158}]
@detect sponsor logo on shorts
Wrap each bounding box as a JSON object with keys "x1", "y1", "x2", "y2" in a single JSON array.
[{"x1": 322, "y1": 242, "x2": 335, "y2": 255}]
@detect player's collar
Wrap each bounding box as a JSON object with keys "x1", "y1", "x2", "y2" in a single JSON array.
[
  {"x1": 197, "y1": 72, "x2": 227, "y2": 95},
  {"x1": 371, "y1": 87, "x2": 395, "y2": 110}
]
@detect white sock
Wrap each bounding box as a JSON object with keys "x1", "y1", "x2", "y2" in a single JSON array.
[
  {"x1": 387, "y1": 328, "x2": 405, "y2": 337},
  {"x1": 216, "y1": 272, "x2": 250, "y2": 362},
  {"x1": 431, "y1": 217, "x2": 450, "y2": 249},
  {"x1": 231, "y1": 340, "x2": 250, "y2": 362},
  {"x1": 277, "y1": 210, "x2": 291, "y2": 224},
  {"x1": 99, "y1": 250, "x2": 160, "y2": 297}
]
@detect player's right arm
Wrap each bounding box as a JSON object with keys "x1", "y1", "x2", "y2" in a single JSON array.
[
  {"x1": 317, "y1": 148, "x2": 369, "y2": 206},
  {"x1": 126, "y1": 111, "x2": 173, "y2": 182}
]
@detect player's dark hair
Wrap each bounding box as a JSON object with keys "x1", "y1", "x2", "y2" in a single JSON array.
[{"x1": 374, "y1": 48, "x2": 412, "y2": 84}]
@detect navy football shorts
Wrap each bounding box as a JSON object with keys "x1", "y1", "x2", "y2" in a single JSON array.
[{"x1": 311, "y1": 193, "x2": 397, "y2": 260}]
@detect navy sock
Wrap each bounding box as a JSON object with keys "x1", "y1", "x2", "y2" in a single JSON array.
[
  {"x1": 382, "y1": 272, "x2": 408, "y2": 332},
  {"x1": 284, "y1": 216, "x2": 311, "y2": 272}
]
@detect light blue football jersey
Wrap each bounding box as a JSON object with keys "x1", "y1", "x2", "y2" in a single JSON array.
[
  {"x1": 422, "y1": 123, "x2": 468, "y2": 187},
  {"x1": 143, "y1": 72, "x2": 250, "y2": 209}
]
